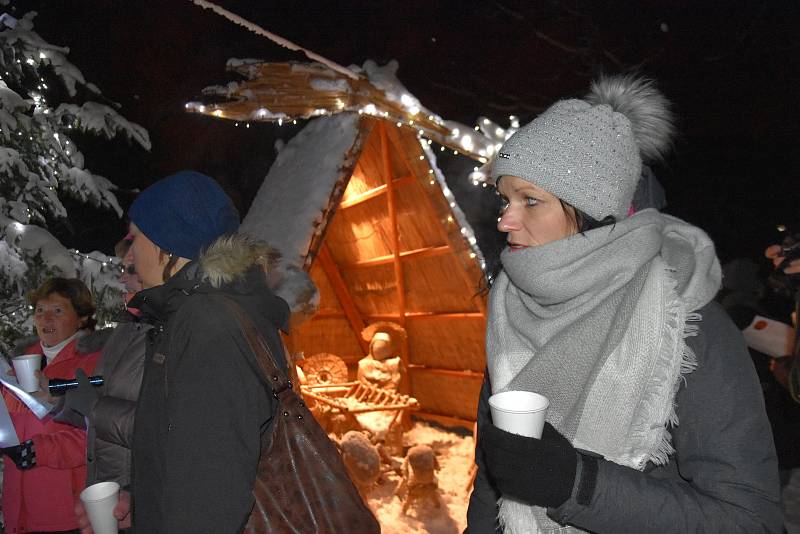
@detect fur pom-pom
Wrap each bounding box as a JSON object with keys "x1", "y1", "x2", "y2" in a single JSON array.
[{"x1": 586, "y1": 74, "x2": 675, "y2": 162}]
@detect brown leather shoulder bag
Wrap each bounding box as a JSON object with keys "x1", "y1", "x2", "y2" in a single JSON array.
[{"x1": 223, "y1": 297, "x2": 381, "y2": 533}]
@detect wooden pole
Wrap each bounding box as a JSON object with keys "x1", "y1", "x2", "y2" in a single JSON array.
[
  {"x1": 381, "y1": 122, "x2": 411, "y2": 399},
  {"x1": 316, "y1": 244, "x2": 369, "y2": 355}
]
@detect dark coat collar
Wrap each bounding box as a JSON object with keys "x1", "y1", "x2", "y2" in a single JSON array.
[{"x1": 129, "y1": 262, "x2": 289, "y2": 332}]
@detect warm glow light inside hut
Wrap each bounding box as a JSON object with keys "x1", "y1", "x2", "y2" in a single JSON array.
[{"x1": 342, "y1": 170, "x2": 370, "y2": 201}]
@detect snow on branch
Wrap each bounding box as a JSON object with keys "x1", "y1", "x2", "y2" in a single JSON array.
[
  {"x1": 0, "y1": 11, "x2": 147, "y2": 351},
  {"x1": 54, "y1": 102, "x2": 151, "y2": 149}
]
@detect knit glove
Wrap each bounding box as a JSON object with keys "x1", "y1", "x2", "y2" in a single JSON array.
[
  {"x1": 2, "y1": 439, "x2": 36, "y2": 470},
  {"x1": 63, "y1": 368, "x2": 99, "y2": 417},
  {"x1": 482, "y1": 422, "x2": 578, "y2": 508}
]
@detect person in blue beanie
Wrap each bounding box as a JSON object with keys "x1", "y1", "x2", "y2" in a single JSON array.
[{"x1": 77, "y1": 171, "x2": 290, "y2": 533}]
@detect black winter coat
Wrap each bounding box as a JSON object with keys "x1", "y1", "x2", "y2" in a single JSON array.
[{"x1": 131, "y1": 258, "x2": 289, "y2": 534}]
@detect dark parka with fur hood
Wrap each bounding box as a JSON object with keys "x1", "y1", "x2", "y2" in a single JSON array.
[{"x1": 131, "y1": 235, "x2": 289, "y2": 534}]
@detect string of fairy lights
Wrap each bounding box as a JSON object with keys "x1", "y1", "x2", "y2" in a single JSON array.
[{"x1": 69, "y1": 249, "x2": 120, "y2": 270}]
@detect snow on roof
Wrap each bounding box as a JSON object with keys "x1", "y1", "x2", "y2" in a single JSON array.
[{"x1": 240, "y1": 112, "x2": 361, "y2": 268}]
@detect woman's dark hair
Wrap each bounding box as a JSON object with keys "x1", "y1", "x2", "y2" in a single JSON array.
[
  {"x1": 28, "y1": 277, "x2": 97, "y2": 330},
  {"x1": 561, "y1": 200, "x2": 616, "y2": 233},
  {"x1": 483, "y1": 200, "x2": 616, "y2": 289}
]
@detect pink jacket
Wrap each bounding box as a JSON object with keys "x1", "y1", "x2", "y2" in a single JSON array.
[{"x1": 2, "y1": 338, "x2": 100, "y2": 533}]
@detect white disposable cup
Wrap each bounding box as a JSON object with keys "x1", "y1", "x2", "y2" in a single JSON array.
[
  {"x1": 489, "y1": 391, "x2": 550, "y2": 438},
  {"x1": 11, "y1": 354, "x2": 41, "y2": 393},
  {"x1": 80, "y1": 481, "x2": 120, "y2": 534}
]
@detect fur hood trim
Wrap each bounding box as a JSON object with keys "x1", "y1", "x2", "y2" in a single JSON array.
[{"x1": 198, "y1": 233, "x2": 280, "y2": 289}]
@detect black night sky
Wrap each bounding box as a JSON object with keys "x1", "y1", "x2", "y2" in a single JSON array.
[{"x1": 9, "y1": 0, "x2": 800, "y2": 266}]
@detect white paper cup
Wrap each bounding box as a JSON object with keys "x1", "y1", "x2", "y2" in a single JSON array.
[
  {"x1": 11, "y1": 354, "x2": 41, "y2": 393},
  {"x1": 80, "y1": 481, "x2": 120, "y2": 534},
  {"x1": 489, "y1": 391, "x2": 549, "y2": 438}
]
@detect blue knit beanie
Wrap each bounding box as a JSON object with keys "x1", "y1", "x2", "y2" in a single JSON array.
[{"x1": 128, "y1": 170, "x2": 240, "y2": 260}]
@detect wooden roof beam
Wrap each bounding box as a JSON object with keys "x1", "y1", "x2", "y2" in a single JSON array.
[
  {"x1": 314, "y1": 311, "x2": 484, "y2": 320},
  {"x1": 316, "y1": 244, "x2": 369, "y2": 356},
  {"x1": 338, "y1": 175, "x2": 415, "y2": 209},
  {"x1": 347, "y1": 244, "x2": 451, "y2": 268},
  {"x1": 407, "y1": 366, "x2": 484, "y2": 380},
  {"x1": 402, "y1": 311, "x2": 484, "y2": 319},
  {"x1": 365, "y1": 312, "x2": 484, "y2": 320}
]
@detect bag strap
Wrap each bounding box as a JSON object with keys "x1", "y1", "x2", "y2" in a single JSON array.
[{"x1": 219, "y1": 296, "x2": 293, "y2": 399}]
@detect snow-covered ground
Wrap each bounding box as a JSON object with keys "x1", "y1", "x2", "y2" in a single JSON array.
[
  {"x1": 362, "y1": 422, "x2": 800, "y2": 534},
  {"x1": 366, "y1": 421, "x2": 473, "y2": 534}
]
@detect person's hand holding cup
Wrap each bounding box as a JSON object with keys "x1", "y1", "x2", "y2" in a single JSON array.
[
  {"x1": 11, "y1": 354, "x2": 42, "y2": 393},
  {"x1": 77, "y1": 482, "x2": 130, "y2": 534},
  {"x1": 488, "y1": 390, "x2": 550, "y2": 438},
  {"x1": 30, "y1": 370, "x2": 58, "y2": 405}
]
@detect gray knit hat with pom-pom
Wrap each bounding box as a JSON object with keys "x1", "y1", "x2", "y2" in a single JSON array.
[{"x1": 492, "y1": 74, "x2": 674, "y2": 220}]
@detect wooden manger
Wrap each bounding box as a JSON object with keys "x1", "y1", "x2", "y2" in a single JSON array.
[
  {"x1": 298, "y1": 352, "x2": 420, "y2": 440},
  {"x1": 302, "y1": 381, "x2": 420, "y2": 415}
]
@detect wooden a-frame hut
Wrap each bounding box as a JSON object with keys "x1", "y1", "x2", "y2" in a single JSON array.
[{"x1": 189, "y1": 60, "x2": 500, "y2": 428}]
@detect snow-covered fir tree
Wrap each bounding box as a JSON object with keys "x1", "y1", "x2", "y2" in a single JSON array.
[{"x1": 0, "y1": 10, "x2": 150, "y2": 353}]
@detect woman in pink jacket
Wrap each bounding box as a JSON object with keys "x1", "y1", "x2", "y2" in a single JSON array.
[{"x1": 2, "y1": 278, "x2": 101, "y2": 533}]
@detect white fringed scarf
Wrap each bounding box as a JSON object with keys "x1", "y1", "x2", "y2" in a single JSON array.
[
  {"x1": 41, "y1": 330, "x2": 87, "y2": 364},
  {"x1": 486, "y1": 209, "x2": 721, "y2": 533}
]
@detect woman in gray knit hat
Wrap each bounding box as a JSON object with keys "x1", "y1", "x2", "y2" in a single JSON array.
[{"x1": 467, "y1": 75, "x2": 783, "y2": 533}]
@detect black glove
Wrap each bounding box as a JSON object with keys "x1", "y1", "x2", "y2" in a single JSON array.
[
  {"x1": 63, "y1": 368, "x2": 99, "y2": 417},
  {"x1": 482, "y1": 422, "x2": 578, "y2": 508},
  {"x1": 2, "y1": 439, "x2": 36, "y2": 470}
]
